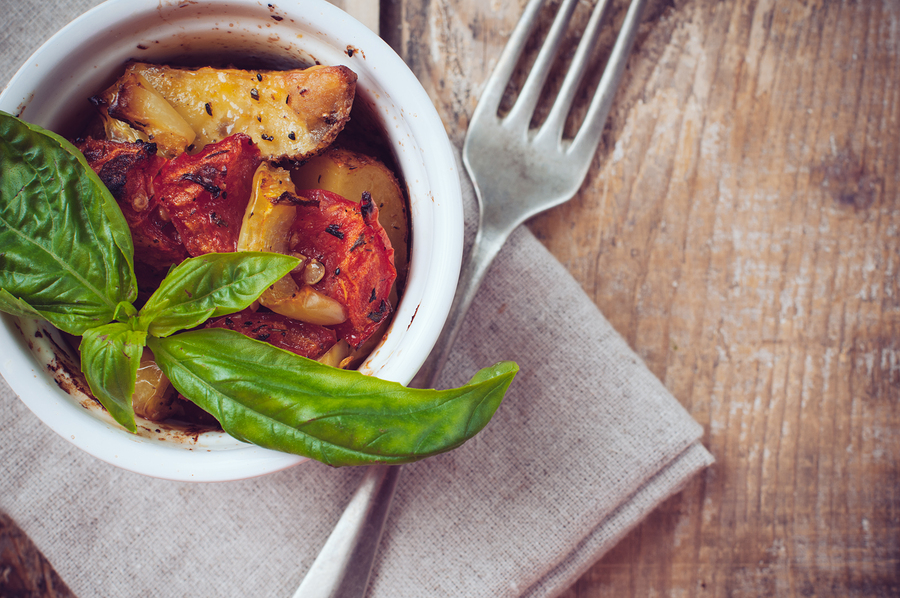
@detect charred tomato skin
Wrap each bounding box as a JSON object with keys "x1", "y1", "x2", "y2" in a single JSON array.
[
  {"x1": 289, "y1": 188, "x2": 397, "y2": 348},
  {"x1": 77, "y1": 137, "x2": 187, "y2": 276},
  {"x1": 205, "y1": 309, "x2": 337, "y2": 359},
  {"x1": 155, "y1": 133, "x2": 261, "y2": 256}
]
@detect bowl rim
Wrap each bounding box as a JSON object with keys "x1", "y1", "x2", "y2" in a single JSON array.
[{"x1": 0, "y1": 0, "x2": 463, "y2": 481}]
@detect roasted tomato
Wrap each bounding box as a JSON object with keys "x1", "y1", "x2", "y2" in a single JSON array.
[
  {"x1": 290, "y1": 189, "x2": 397, "y2": 348},
  {"x1": 205, "y1": 309, "x2": 337, "y2": 360},
  {"x1": 77, "y1": 137, "x2": 187, "y2": 275},
  {"x1": 155, "y1": 133, "x2": 261, "y2": 256}
]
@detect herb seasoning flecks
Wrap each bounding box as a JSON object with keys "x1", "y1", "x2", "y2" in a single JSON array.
[
  {"x1": 360, "y1": 191, "x2": 375, "y2": 220},
  {"x1": 325, "y1": 223, "x2": 344, "y2": 239},
  {"x1": 349, "y1": 232, "x2": 366, "y2": 252},
  {"x1": 367, "y1": 300, "x2": 388, "y2": 323}
]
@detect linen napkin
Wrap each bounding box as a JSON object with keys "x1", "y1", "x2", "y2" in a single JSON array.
[{"x1": 0, "y1": 2, "x2": 714, "y2": 597}]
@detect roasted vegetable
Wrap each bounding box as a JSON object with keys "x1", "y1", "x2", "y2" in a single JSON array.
[
  {"x1": 290, "y1": 188, "x2": 397, "y2": 348},
  {"x1": 237, "y1": 163, "x2": 349, "y2": 325},
  {"x1": 132, "y1": 349, "x2": 178, "y2": 421},
  {"x1": 77, "y1": 137, "x2": 187, "y2": 275},
  {"x1": 317, "y1": 339, "x2": 352, "y2": 368},
  {"x1": 236, "y1": 163, "x2": 398, "y2": 345},
  {"x1": 293, "y1": 147, "x2": 409, "y2": 290},
  {"x1": 205, "y1": 309, "x2": 338, "y2": 360},
  {"x1": 237, "y1": 163, "x2": 298, "y2": 255},
  {"x1": 155, "y1": 133, "x2": 261, "y2": 256},
  {"x1": 91, "y1": 72, "x2": 196, "y2": 158},
  {"x1": 95, "y1": 62, "x2": 356, "y2": 162}
]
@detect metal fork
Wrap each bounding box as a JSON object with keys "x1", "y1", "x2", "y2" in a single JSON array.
[{"x1": 293, "y1": 0, "x2": 648, "y2": 595}]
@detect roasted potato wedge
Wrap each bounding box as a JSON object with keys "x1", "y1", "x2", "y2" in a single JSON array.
[
  {"x1": 100, "y1": 115, "x2": 148, "y2": 145},
  {"x1": 132, "y1": 349, "x2": 178, "y2": 421},
  {"x1": 317, "y1": 339, "x2": 352, "y2": 368},
  {"x1": 91, "y1": 72, "x2": 196, "y2": 157},
  {"x1": 237, "y1": 163, "x2": 297, "y2": 255},
  {"x1": 98, "y1": 62, "x2": 356, "y2": 162}
]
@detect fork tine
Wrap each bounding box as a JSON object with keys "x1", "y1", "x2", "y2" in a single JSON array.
[
  {"x1": 534, "y1": 0, "x2": 614, "y2": 145},
  {"x1": 504, "y1": 0, "x2": 580, "y2": 130},
  {"x1": 569, "y1": 0, "x2": 648, "y2": 157},
  {"x1": 473, "y1": 0, "x2": 546, "y2": 121}
]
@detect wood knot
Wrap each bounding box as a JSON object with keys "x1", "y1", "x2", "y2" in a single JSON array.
[{"x1": 813, "y1": 151, "x2": 882, "y2": 211}]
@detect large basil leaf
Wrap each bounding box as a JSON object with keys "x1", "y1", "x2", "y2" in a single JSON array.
[
  {"x1": 139, "y1": 252, "x2": 300, "y2": 337},
  {"x1": 0, "y1": 112, "x2": 136, "y2": 334},
  {"x1": 149, "y1": 329, "x2": 518, "y2": 466},
  {"x1": 80, "y1": 322, "x2": 147, "y2": 432}
]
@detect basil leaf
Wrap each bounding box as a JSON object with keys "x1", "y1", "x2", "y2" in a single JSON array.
[
  {"x1": 0, "y1": 112, "x2": 136, "y2": 335},
  {"x1": 80, "y1": 322, "x2": 147, "y2": 432},
  {"x1": 140, "y1": 252, "x2": 300, "y2": 337},
  {"x1": 149, "y1": 329, "x2": 518, "y2": 467},
  {"x1": 114, "y1": 301, "x2": 138, "y2": 321},
  {"x1": 0, "y1": 289, "x2": 46, "y2": 321}
]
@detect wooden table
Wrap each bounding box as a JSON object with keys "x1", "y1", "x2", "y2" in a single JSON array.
[
  {"x1": 384, "y1": 0, "x2": 900, "y2": 595},
  {"x1": 3, "y1": 0, "x2": 898, "y2": 596}
]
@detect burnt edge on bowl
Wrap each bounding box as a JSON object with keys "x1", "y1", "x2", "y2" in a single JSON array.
[{"x1": 16, "y1": 317, "x2": 221, "y2": 446}]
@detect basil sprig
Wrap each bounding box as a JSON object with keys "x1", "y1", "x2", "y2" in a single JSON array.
[
  {"x1": 0, "y1": 111, "x2": 518, "y2": 466},
  {"x1": 84, "y1": 252, "x2": 301, "y2": 432},
  {"x1": 150, "y1": 330, "x2": 518, "y2": 466}
]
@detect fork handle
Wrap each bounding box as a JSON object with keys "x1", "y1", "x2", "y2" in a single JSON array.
[
  {"x1": 292, "y1": 464, "x2": 401, "y2": 598},
  {"x1": 294, "y1": 219, "x2": 513, "y2": 598},
  {"x1": 410, "y1": 221, "x2": 514, "y2": 388}
]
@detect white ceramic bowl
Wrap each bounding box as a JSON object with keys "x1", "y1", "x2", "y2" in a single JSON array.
[{"x1": 0, "y1": 0, "x2": 463, "y2": 481}]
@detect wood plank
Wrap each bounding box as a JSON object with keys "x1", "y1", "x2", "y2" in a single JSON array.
[
  {"x1": 330, "y1": 0, "x2": 380, "y2": 35},
  {"x1": 0, "y1": 512, "x2": 76, "y2": 598},
  {"x1": 390, "y1": 0, "x2": 900, "y2": 595}
]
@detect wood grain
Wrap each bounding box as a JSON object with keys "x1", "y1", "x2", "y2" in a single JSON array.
[
  {"x1": 389, "y1": 0, "x2": 900, "y2": 595},
  {"x1": 3, "y1": 1, "x2": 897, "y2": 596},
  {"x1": 0, "y1": 512, "x2": 76, "y2": 598}
]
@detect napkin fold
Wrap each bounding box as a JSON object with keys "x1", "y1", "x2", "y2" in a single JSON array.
[{"x1": 0, "y1": 3, "x2": 713, "y2": 596}]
